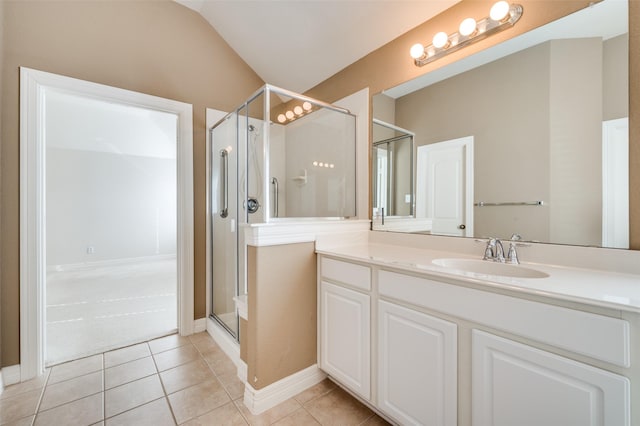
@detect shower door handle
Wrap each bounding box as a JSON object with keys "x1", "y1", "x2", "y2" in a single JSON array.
[
  {"x1": 271, "y1": 177, "x2": 279, "y2": 218},
  {"x1": 219, "y1": 149, "x2": 228, "y2": 218}
]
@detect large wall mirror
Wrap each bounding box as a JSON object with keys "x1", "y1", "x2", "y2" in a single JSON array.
[{"x1": 372, "y1": 0, "x2": 629, "y2": 248}]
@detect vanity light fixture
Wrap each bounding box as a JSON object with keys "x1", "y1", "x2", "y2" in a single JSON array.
[
  {"x1": 410, "y1": 1, "x2": 523, "y2": 67},
  {"x1": 275, "y1": 101, "x2": 315, "y2": 124}
]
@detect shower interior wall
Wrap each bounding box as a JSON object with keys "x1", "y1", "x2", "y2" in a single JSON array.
[{"x1": 240, "y1": 114, "x2": 357, "y2": 222}]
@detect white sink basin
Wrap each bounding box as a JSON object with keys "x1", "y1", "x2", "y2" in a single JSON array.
[{"x1": 432, "y1": 258, "x2": 549, "y2": 279}]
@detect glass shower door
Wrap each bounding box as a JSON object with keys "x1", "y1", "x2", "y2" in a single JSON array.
[{"x1": 210, "y1": 112, "x2": 239, "y2": 339}]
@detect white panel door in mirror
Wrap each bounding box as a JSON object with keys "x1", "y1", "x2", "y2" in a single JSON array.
[{"x1": 417, "y1": 136, "x2": 473, "y2": 237}]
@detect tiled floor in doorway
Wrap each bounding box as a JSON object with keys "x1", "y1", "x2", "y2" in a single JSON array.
[{"x1": 0, "y1": 332, "x2": 391, "y2": 425}]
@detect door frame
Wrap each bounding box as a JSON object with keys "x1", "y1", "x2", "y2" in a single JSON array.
[
  {"x1": 416, "y1": 136, "x2": 474, "y2": 237},
  {"x1": 19, "y1": 67, "x2": 194, "y2": 380}
]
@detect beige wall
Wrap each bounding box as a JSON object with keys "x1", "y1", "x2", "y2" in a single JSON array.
[
  {"x1": 246, "y1": 243, "x2": 317, "y2": 390},
  {"x1": 0, "y1": 0, "x2": 264, "y2": 367},
  {"x1": 389, "y1": 37, "x2": 609, "y2": 245},
  {"x1": 549, "y1": 38, "x2": 603, "y2": 246},
  {"x1": 396, "y1": 42, "x2": 552, "y2": 242}
]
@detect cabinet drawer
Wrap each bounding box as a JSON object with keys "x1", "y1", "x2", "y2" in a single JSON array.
[
  {"x1": 379, "y1": 270, "x2": 630, "y2": 367},
  {"x1": 321, "y1": 257, "x2": 371, "y2": 291}
]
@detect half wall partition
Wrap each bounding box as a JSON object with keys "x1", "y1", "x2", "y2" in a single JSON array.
[{"x1": 209, "y1": 84, "x2": 357, "y2": 339}]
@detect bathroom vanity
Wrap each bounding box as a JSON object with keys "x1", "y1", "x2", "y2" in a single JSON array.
[{"x1": 316, "y1": 233, "x2": 640, "y2": 426}]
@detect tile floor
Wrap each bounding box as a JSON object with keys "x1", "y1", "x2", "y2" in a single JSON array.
[{"x1": 1, "y1": 332, "x2": 391, "y2": 426}]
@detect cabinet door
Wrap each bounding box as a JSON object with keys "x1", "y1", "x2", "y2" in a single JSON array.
[
  {"x1": 320, "y1": 281, "x2": 370, "y2": 400},
  {"x1": 472, "y1": 330, "x2": 630, "y2": 426},
  {"x1": 378, "y1": 300, "x2": 457, "y2": 426}
]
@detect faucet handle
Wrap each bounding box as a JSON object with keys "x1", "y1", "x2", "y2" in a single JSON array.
[
  {"x1": 510, "y1": 233, "x2": 522, "y2": 241},
  {"x1": 481, "y1": 238, "x2": 496, "y2": 261},
  {"x1": 507, "y1": 242, "x2": 520, "y2": 264}
]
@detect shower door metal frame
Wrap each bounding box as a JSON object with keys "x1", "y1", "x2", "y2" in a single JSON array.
[{"x1": 209, "y1": 111, "x2": 241, "y2": 340}]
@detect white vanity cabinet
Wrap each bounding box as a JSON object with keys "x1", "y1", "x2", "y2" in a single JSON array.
[
  {"x1": 378, "y1": 300, "x2": 457, "y2": 425},
  {"x1": 317, "y1": 254, "x2": 634, "y2": 426},
  {"x1": 319, "y1": 258, "x2": 371, "y2": 400}
]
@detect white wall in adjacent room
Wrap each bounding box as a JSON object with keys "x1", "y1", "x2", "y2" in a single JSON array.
[{"x1": 45, "y1": 91, "x2": 177, "y2": 266}]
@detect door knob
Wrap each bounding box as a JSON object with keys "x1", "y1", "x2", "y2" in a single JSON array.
[{"x1": 458, "y1": 224, "x2": 466, "y2": 230}]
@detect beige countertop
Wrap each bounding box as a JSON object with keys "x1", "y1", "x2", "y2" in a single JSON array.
[{"x1": 317, "y1": 242, "x2": 640, "y2": 314}]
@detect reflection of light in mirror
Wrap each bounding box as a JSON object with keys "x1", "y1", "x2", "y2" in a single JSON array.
[
  {"x1": 312, "y1": 160, "x2": 335, "y2": 169},
  {"x1": 285, "y1": 110, "x2": 294, "y2": 120},
  {"x1": 277, "y1": 113, "x2": 286, "y2": 123},
  {"x1": 303, "y1": 101, "x2": 313, "y2": 111},
  {"x1": 294, "y1": 106, "x2": 303, "y2": 115}
]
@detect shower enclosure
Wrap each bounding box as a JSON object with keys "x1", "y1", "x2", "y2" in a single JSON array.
[
  {"x1": 372, "y1": 118, "x2": 414, "y2": 218},
  {"x1": 209, "y1": 84, "x2": 357, "y2": 339}
]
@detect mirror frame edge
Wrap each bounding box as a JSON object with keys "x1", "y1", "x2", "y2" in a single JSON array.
[{"x1": 629, "y1": 0, "x2": 639, "y2": 249}]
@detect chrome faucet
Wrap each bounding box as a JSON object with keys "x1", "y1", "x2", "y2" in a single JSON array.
[
  {"x1": 483, "y1": 238, "x2": 505, "y2": 263},
  {"x1": 482, "y1": 234, "x2": 526, "y2": 264}
]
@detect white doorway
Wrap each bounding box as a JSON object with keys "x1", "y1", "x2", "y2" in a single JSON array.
[
  {"x1": 602, "y1": 117, "x2": 629, "y2": 249},
  {"x1": 416, "y1": 137, "x2": 474, "y2": 237},
  {"x1": 20, "y1": 68, "x2": 194, "y2": 380}
]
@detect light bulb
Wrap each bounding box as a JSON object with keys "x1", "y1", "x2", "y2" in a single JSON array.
[
  {"x1": 302, "y1": 101, "x2": 312, "y2": 111},
  {"x1": 294, "y1": 106, "x2": 303, "y2": 115},
  {"x1": 313, "y1": 161, "x2": 318, "y2": 166},
  {"x1": 410, "y1": 43, "x2": 425, "y2": 59},
  {"x1": 490, "y1": 1, "x2": 510, "y2": 21},
  {"x1": 319, "y1": 162, "x2": 324, "y2": 167},
  {"x1": 285, "y1": 110, "x2": 294, "y2": 120},
  {"x1": 277, "y1": 114, "x2": 286, "y2": 123},
  {"x1": 459, "y1": 18, "x2": 477, "y2": 37},
  {"x1": 329, "y1": 164, "x2": 335, "y2": 168},
  {"x1": 432, "y1": 32, "x2": 449, "y2": 49}
]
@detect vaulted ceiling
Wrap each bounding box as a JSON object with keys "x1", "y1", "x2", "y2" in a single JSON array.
[{"x1": 174, "y1": 0, "x2": 460, "y2": 93}]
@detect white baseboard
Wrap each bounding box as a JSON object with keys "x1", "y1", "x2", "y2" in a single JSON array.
[
  {"x1": 206, "y1": 317, "x2": 240, "y2": 367},
  {"x1": 47, "y1": 254, "x2": 177, "y2": 273},
  {"x1": 1, "y1": 365, "x2": 21, "y2": 388},
  {"x1": 193, "y1": 318, "x2": 207, "y2": 333},
  {"x1": 237, "y1": 359, "x2": 248, "y2": 383},
  {"x1": 244, "y1": 364, "x2": 326, "y2": 415}
]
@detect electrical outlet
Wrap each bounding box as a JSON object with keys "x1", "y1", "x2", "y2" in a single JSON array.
[{"x1": 87, "y1": 246, "x2": 95, "y2": 254}]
